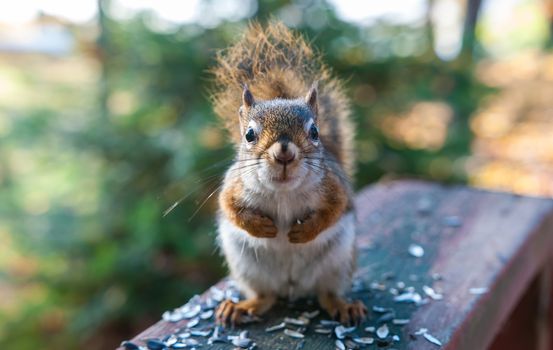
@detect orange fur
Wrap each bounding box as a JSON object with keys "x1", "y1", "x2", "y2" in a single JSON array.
[
  {"x1": 219, "y1": 177, "x2": 278, "y2": 238},
  {"x1": 288, "y1": 172, "x2": 350, "y2": 243}
]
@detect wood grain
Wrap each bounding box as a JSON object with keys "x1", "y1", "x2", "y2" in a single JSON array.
[{"x1": 117, "y1": 180, "x2": 553, "y2": 350}]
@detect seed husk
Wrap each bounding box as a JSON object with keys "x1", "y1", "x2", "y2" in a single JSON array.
[
  {"x1": 469, "y1": 287, "x2": 488, "y2": 295},
  {"x1": 181, "y1": 304, "x2": 201, "y2": 319},
  {"x1": 186, "y1": 317, "x2": 199, "y2": 328},
  {"x1": 372, "y1": 306, "x2": 388, "y2": 313},
  {"x1": 162, "y1": 311, "x2": 182, "y2": 323},
  {"x1": 265, "y1": 322, "x2": 286, "y2": 332},
  {"x1": 232, "y1": 337, "x2": 252, "y2": 348},
  {"x1": 408, "y1": 244, "x2": 424, "y2": 258},
  {"x1": 161, "y1": 335, "x2": 173, "y2": 343},
  {"x1": 210, "y1": 287, "x2": 225, "y2": 302},
  {"x1": 314, "y1": 328, "x2": 332, "y2": 335},
  {"x1": 423, "y1": 333, "x2": 443, "y2": 346},
  {"x1": 392, "y1": 318, "x2": 410, "y2": 325},
  {"x1": 394, "y1": 291, "x2": 422, "y2": 304},
  {"x1": 176, "y1": 332, "x2": 190, "y2": 339},
  {"x1": 203, "y1": 298, "x2": 218, "y2": 310},
  {"x1": 334, "y1": 325, "x2": 356, "y2": 339},
  {"x1": 302, "y1": 310, "x2": 320, "y2": 319},
  {"x1": 353, "y1": 337, "x2": 374, "y2": 345},
  {"x1": 284, "y1": 329, "x2": 305, "y2": 339},
  {"x1": 423, "y1": 285, "x2": 443, "y2": 300},
  {"x1": 376, "y1": 324, "x2": 389, "y2": 339},
  {"x1": 190, "y1": 329, "x2": 211, "y2": 337},
  {"x1": 200, "y1": 310, "x2": 214, "y2": 320},
  {"x1": 207, "y1": 336, "x2": 227, "y2": 345},
  {"x1": 335, "y1": 339, "x2": 345, "y2": 350},
  {"x1": 284, "y1": 317, "x2": 309, "y2": 326},
  {"x1": 184, "y1": 339, "x2": 199, "y2": 346}
]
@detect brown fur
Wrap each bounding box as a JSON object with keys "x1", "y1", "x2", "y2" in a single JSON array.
[
  {"x1": 210, "y1": 21, "x2": 355, "y2": 178},
  {"x1": 288, "y1": 172, "x2": 349, "y2": 243}
]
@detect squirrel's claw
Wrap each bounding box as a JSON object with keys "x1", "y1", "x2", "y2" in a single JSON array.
[
  {"x1": 319, "y1": 293, "x2": 368, "y2": 327},
  {"x1": 215, "y1": 296, "x2": 276, "y2": 327},
  {"x1": 345, "y1": 300, "x2": 368, "y2": 326},
  {"x1": 215, "y1": 300, "x2": 244, "y2": 328},
  {"x1": 335, "y1": 300, "x2": 367, "y2": 326}
]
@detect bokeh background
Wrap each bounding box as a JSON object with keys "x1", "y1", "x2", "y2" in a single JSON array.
[{"x1": 1, "y1": 0, "x2": 553, "y2": 348}]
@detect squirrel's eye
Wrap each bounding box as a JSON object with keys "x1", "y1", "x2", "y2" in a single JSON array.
[
  {"x1": 245, "y1": 127, "x2": 256, "y2": 143},
  {"x1": 309, "y1": 124, "x2": 319, "y2": 141}
]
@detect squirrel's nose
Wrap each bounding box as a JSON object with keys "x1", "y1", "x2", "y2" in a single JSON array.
[{"x1": 274, "y1": 143, "x2": 295, "y2": 165}]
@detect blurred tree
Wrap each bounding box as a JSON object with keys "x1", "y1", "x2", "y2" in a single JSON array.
[{"x1": 461, "y1": 0, "x2": 483, "y2": 61}]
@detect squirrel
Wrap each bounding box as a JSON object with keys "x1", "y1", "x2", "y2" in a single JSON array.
[{"x1": 210, "y1": 22, "x2": 366, "y2": 326}]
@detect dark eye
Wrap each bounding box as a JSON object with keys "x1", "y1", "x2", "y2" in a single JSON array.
[
  {"x1": 245, "y1": 127, "x2": 256, "y2": 143},
  {"x1": 309, "y1": 124, "x2": 319, "y2": 141}
]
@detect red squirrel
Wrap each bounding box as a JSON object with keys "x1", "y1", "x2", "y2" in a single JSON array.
[{"x1": 210, "y1": 22, "x2": 366, "y2": 326}]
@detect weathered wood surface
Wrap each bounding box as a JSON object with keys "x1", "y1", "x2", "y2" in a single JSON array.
[{"x1": 118, "y1": 180, "x2": 553, "y2": 350}]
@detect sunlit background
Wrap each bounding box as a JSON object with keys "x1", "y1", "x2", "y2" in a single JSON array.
[{"x1": 1, "y1": 0, "x2": 553, "y2": 348}]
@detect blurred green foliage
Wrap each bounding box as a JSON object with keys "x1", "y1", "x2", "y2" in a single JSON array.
[{"x1": 0, "y1": 0, "x2": 490, "y2": 349}]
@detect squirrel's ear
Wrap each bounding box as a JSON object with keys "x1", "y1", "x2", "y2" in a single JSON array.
[
  {"x1": 305, "y1": 82, "x2": 318, "y2": 116},
  {"x1": 242, "y1": 84, "x2": 255, "y2": 109}
]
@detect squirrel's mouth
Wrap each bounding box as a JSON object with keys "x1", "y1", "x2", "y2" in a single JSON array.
[
  {"x1": 271, "y1": 171, "x2": 293, "y2": 183},
  {"x1": 270, "y1": 166, "x2": 296, "y2": 183},
  {"x1": 271, "y1": 175, "x2": 295, "y2": 183}
]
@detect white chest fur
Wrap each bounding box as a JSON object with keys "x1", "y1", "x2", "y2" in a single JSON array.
[{"x1": 217, "y1": 211, "x2": 355, "y2": 300}]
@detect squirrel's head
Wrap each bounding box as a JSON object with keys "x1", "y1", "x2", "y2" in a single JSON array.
[{"x1": 237, "y1": 84, "x2": 323, "y2": 191}]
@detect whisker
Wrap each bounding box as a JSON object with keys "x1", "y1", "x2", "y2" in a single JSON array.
[{"x1": 188, "y1": 182, "x2": 224, "y2": 222}]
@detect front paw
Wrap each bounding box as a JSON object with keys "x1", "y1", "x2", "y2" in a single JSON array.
[
  {"x1": 288, "y1": 222, "x2": 318, "y2": 243},
  {"x1": 246, "y1": 215, "x2": 278, "y2": 238}
]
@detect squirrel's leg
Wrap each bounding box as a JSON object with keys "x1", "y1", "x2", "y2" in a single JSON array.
[
  {"x1": 288, "y1": 172, "x2": 351, "y2": 244},
  {"x1": 216, "y1": 293, "x2": 277, "y2": 327},
  {"x1": 219, "y1": 180, "x2": 278, "y2": 238},
  {"x1": 318, "y1": 291, "x2": 367, "y2": 326}
]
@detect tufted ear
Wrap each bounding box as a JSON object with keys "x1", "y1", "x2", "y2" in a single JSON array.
[
  {"x1": 305, "y1": 82, "x2": 318, "y2": 118},
  {"x1": 242, "y1": 84, "x2": 255, "y2": 109},
  {"x1": 239, "y1": 84, "x2": 255, "y2": 133}
]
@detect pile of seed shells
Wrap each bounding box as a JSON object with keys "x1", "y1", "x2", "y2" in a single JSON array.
[
  {"x1": 121, "y1": 283, "x2": 264, "y2": 350},
  {"x1": 120, "y1": 284, "x2": 444, "y2": 349},
  {"x1": 120, "y1": 277, "x2": 444, "y2": 350}
]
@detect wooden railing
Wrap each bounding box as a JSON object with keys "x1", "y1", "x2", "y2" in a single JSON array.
[{"x1": 118, "y1": 180, "x2": 553, "y2": 350}]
